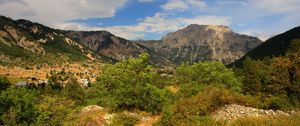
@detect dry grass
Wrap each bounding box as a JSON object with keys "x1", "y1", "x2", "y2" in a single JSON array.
[
  {"x1": 135, "y1": 115, "x2": 161, "y2": 126},
  {"x1": 166, "y1": 85, "x2": 179, "y2": 93},
  {"x1": 227, "y1": 113, "x2": 300, "y2": 126}
]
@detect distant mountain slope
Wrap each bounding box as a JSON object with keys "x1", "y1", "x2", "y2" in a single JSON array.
[
  {"x1": 240, "y1": 26, "x2": 300, "y2": 59},
  {"x1": 232, "y1": 26, "x2": 300, "y2": 66},
  {"x1": 65, "y1": 31, "x2": 172, "y2": 66},
  {"x1": 0, "y1": 16, "x2": 112, "y2": 67},
  {"x1": 0, "y1": 15, "x2": 172, "y2": 67},
  {"x1": 137, "y1": 24, "x2": 262, "y2": 65}
]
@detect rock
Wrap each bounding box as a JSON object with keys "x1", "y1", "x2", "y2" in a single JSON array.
[
  {"x1": 212, "y1": 104, "x2": 292, "y2": 121},
  {"x1": 80, "y1": 105, "x2": 104, "y2": 113}
]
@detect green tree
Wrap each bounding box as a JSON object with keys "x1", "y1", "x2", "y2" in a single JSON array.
[
  {"x1": 93, "y1": 53, "x2": 174, "y2": 113},
  {"x1": 239, "y1": 57, "x2": 272, "y2": 96}
]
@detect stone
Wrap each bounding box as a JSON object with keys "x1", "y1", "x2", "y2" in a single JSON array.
[{"x1": 212, "y1": 104, "x2": 292, "y2": 121}]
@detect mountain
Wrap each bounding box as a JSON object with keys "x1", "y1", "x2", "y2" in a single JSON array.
[
  {"x1": 0, "y1": 16, "x2": 103, "y2": 68},
  {"x1": 137, "y1": 24, "x2": 262, "y2": 65},
  {"x1": 0, "y1": 15, "x2": 264, "y2": 67},
  {"x1": 65, "y1": 31, "x2": 172, "y2": 66},
  {"x1": 233, "y1": 26, "x2": 300, "y2": 65},
  {"x1": 0, "y1": 15, "x2": 171, "y2": 67}
]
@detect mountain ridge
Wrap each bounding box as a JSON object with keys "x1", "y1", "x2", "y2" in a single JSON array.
[
  {"x1": 0, "y1": 15, "x2": 172, "y2": 67},
  {"x1": 0, "y1": 15, "x2": 264, "y2": 67}
]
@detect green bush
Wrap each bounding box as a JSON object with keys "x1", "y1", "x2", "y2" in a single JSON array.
[
  {"x1": 92, "y1": 54, "x2": 174, "y2": 113},
  {"x1": 35, "y1": 95, "x2": 77, "y2": 126},
  {"x1": 176, "y1": 61, "x2": 242, "y2": 98},
  {"x1": 260, "y1": 96, "x2": 292, "y2": 110},
  {"x1": 0, "y1": 76, "x2": 10, "y2": 91},
  {"x1": 0, "y1": 87, "x2": 38, "y2": 125}
]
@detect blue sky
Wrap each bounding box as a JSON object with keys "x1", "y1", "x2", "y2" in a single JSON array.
[{"x1": 1, "y1": 0, "x2": 300, "y2": 40}]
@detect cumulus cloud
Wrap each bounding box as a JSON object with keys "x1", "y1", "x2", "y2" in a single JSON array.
[
  {"x1": 0, "y1": 0, "x2": 127, "y2": 26},
  {"x1": 161, "y1": 0, "x2": 206, "y2": 11},
  {"x1": 56, "y1": 13, "x2": 230, "y2": 39}
]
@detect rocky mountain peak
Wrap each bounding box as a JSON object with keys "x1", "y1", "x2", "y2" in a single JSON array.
[
  {"x1": 139, "y1": 24, "x2": 262, "y2": 65},
  {"x1": 184, "y1": 24, "x2": 232, "y2": 33}
]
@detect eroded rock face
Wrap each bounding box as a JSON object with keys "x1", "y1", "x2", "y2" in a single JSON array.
[
  {"x1": 139, "y1": 24, "x2": 262, "y2": 65},
  {"x1": 66, "y1": 31, "x2": 142, "y2": 61},
  {"x1": 212, "y1": 104, "x2": 293, "y2": 121},
  {"x1": 0, "y1": 25, "x2": 45, "y2": 54}
]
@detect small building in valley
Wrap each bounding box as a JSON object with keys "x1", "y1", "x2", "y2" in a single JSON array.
[{"x1": 15, "y1": 81, "x2": 28, "y2": 86}]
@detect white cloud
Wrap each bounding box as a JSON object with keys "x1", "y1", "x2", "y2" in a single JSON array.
[
  {"x1": 161, "y1": 0, "x2": 189, "y2": 11},
  {"x1": 2, "y1": 0, "x2": 298, "y2": 41},
  {"x1": 56, "y1": 13, "x2": 230, "y2": 40},
  {"x1": 251, "y1": 0, "x2": 300, "y2": 15},
  {"x1": 138, "y1": 0, "x2": 155, "y2": 2},
  {"x1": 185, "y1": 0, "x2": 207, "y2": 8},
  {"x1": 0, "y1": 0, "x2": 127, "y2": 26},
  {"x1": 161, "y1": 0, "x2": 206, "y2": 11},
  {"x1": 56, "y1": 22, "x2": 145, "y2": 39},
  {"x1": 241, "y1": 31, "x2": 275, "y2": 41}
]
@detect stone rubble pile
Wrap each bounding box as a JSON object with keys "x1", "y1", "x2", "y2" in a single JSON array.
[{"x1": 212, "y1": 104, "x2": 295, "y2": 121}]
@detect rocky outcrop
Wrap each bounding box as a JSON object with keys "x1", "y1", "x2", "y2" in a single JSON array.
[
  {"x1": 66, "y1": 31, "x2": 144, "y2": 61},
  {"x1": 138, "y1": 24, "x2": 262, "y2": 65},
  {"x1": 0, "y1": 25, "x2": 45, "y2": 54},
  {"x1": 212, "y1": 104, "x2": 295, "y2": 121}
]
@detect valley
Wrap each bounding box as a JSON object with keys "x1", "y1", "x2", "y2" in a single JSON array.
[{"x1": 1, "y1": 14, "x2": 300, "y2": 126}]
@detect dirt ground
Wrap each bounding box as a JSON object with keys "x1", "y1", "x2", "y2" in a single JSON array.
[{"x1": 0, "y1": 63, "x2": 102, "y2": 83}]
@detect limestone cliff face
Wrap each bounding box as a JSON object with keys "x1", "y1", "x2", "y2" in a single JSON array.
[{"x1": 139, "y1": 24, "x2": 262, "y2": 65}]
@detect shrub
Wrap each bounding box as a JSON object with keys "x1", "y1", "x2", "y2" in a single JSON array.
[
  {"x1": 260, "y1": 96, "x2": 292, "y2": 110},
  {"x1": 63, "y1": 77, "x2": 85, "y2": 105},
  {"x1": 0, "y1": 76, "x2": 10, "y2": 91},
  {"x1": 92, "y1": 54, "x2": 174, "y2": 113},
  {"x1": 35, "y1": 95, "x2": 77, "y2": 126},
  {"x1": 176, "y1": 61, "x2": 242, "y2": 98},
  {"x1": 160, "y1": 86, "x2": 257, "y2": 126},
  {"x1": 0, "y1": 87, "x2": 38, "y2": 125}
]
